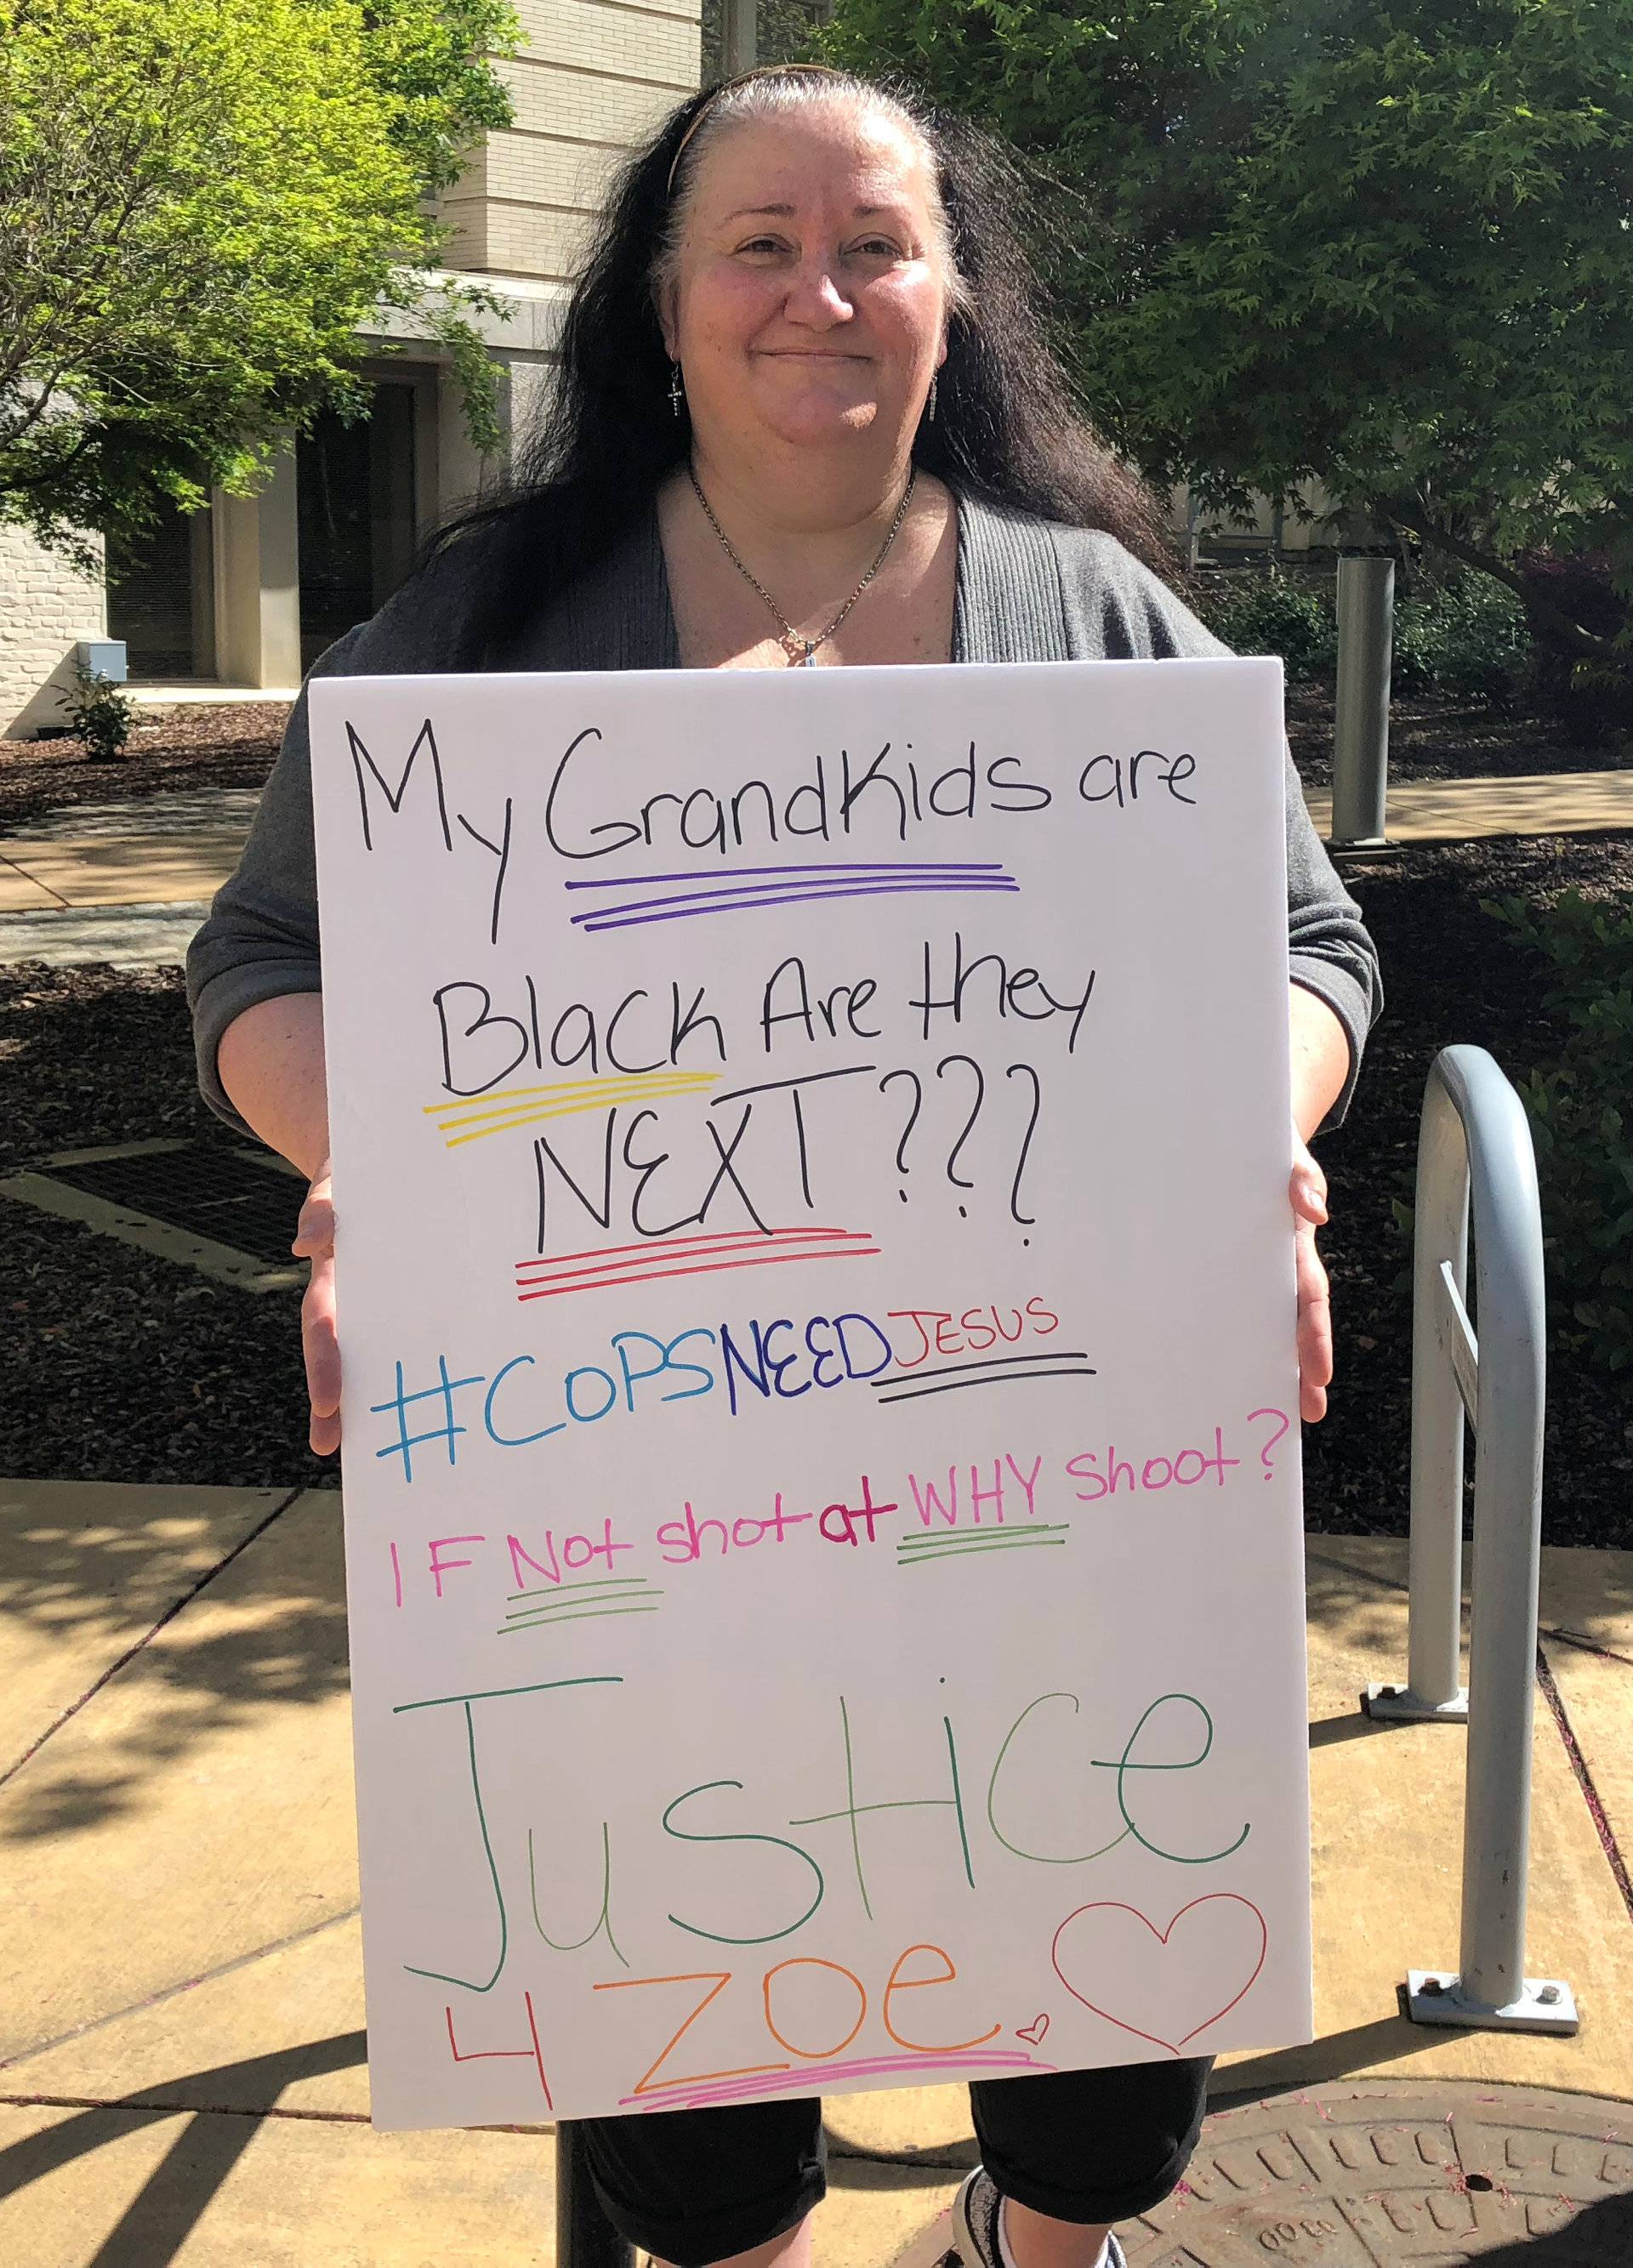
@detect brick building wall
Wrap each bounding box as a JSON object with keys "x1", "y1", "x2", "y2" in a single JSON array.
[
  {"x1": 441, "y1": 0, "x2": 702, "y2": 281},
  {"x1": 0, "y1": 520, "x2": 107, "y2": 739}
]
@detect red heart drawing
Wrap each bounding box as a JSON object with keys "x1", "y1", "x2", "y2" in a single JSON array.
[
  {"x1": 1050, "y1": 1896, "x2": 1268, "y2": 2055},
  {"x1": 1015, "y1": 2014, "x2": 1050, "y2": 2046}
]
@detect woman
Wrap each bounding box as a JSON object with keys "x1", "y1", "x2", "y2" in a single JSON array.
[{"x1": 189, "y1": 62, "x2": 1380, "y2": 2268}]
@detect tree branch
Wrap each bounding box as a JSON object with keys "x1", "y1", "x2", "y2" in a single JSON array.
[{"x1": 1372, "y1": 495, "x2": 1610, "y2": 660}]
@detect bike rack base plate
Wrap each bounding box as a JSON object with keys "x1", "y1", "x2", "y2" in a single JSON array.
[
  {"x1": 1364, "y1": 1680, "x2": 1471, "y2": 1721},
  {"x1": 1407, "y1": 1970, "x2": 1579, "y2": 2033}
]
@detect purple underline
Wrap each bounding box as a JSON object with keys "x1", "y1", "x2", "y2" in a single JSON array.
[
  {"x1": 566, "y1": 861, "x2": 1010, "y2": 890},
  {"x1": 581, "y1": 880, "x2": 1022, "y2": 934},
  {"x1": 572, "y1": 872, "x2": 1017, "y2": 927},
  {"x1": 623, "y1": 2046, "x2": 1053, "y2": 2112}
]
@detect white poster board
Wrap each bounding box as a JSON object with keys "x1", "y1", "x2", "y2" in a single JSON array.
[{"x1": 309, "y1": 657, "x2": 1312, "y2": 2131}]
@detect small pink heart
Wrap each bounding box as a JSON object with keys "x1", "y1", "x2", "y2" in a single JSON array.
[{"x1": 1015, "y1": 2013, "x2": 1050, "y2": 2046}]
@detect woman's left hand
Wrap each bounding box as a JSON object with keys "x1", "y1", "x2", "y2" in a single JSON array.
[{"x1": 1291, "y1": 1131, "x2": 1332, "y2": 1424}]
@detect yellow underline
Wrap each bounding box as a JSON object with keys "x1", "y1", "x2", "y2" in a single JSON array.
[
  {"x1": 443, "y1": 1088, "x2": 720, "y2": 1148},
  {"x1": 424, "y1": 1071, "x2": 717, "y2": 1123},
  {"x1": 434, "y1": 1077, "x2": 714, "y2": 1128}
]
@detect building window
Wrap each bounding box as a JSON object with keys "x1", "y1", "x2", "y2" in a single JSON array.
[
  {"x1": 296, "y1": 380, "x2": 418, "y2": 669},
  {"x1": 106, "y1": 503, "x2": 213, "y2": 681}
]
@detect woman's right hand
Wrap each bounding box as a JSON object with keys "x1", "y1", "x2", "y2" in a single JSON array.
[{"x1": 293, "y1": 1158, "x2": 342, "y2": 1456}]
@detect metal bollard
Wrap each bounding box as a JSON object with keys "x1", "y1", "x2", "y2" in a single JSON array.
[
  {"x1": 557, "y1": 2122, "x2": 635, "y2": 2268},
  {"x1": 1364, "y1": 1047, "x2": 1576, "y2": 2034},
  {"x1": 1329, "y1": 553, "x2": 1395, "y2": 847}
]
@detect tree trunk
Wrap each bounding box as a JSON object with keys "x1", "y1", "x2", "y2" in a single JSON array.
[{"x1": 1511, "y1": 554, "x2": 1633, "y2": 743}]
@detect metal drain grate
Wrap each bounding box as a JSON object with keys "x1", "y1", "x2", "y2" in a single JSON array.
[
  {"x1": 2, "y1": 1137, "x2": 307, "y2": 1290},
  {"x1": 41, "y1": 1140, "x2": 304, "y2": 1265}
]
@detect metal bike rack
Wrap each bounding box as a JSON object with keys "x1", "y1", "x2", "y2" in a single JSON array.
[
  {"x1": 1364, "y1": 1045, "x2": 1577, "y2": 2033},
  {"x1": 550, "y1": 1044, "x2": 1577, "y2": 2268}
]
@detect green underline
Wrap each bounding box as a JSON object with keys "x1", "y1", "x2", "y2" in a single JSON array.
[
  {"x1": 505, "y1": 1590, "x2": 664, "y2": 1619},
  {"x1": 498, "y1": 1604, "x2": 664, "y2": 1633},
  {"x1": 893, "y1": 1532, "x2": 1070, "y2": 1551},
  {"x1": 507, "y1": 1577, "x2": 652, "y2": 1600},
  {"x1": 898, "y1": 1538, "x2": 1069, "y2": 1566}
]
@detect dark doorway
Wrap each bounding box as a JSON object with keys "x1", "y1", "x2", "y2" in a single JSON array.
[{"x1": 297, "y1": 382, "x2": 418, "y2": 668}]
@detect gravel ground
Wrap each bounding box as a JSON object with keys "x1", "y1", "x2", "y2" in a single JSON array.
[{"x1": 2, "y1": 703, "x2": 1629, "y2": 1535}]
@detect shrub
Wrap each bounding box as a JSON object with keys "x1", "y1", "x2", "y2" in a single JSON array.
[
  {"x1": 1192, "y1": 560, "x2": 1533, "y2": 710},
  {"x1": 1191, "y1": 568, "x2": 1337, "y2": 681},
  {"x1": 1391, "y1": 566, "x2": 1530, "y2": 710},
  {"x1": 63, "y1": 662, "x2": 135, "y2": 759},
  {"x1": 1486, "y1": 890, "x2": 1633, "y2": 1374}
]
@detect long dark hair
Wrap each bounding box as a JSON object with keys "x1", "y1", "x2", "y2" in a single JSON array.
[{"x1": 423, "y1": 70, "x2": 1175, "y2": 659}]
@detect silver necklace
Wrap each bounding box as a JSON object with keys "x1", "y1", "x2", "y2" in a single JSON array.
[{"x1": 687, "y1": 464, "x2": 918, "y2": 666}]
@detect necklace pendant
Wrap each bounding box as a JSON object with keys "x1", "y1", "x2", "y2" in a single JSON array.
[{"x1": 779, "y1": 631, "x2": 816, "y2": 666}]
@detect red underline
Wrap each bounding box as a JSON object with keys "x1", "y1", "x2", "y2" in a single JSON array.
[
  {"x1": 516, "y1": 1246, "x2": 881, "y2": 1300},
  {"x1": 516, "y1": 1234, "x2": 873, "y2": 1286},
  {"x1": 514, "y1": 1226, "x2": 859, "y2": 1272}
]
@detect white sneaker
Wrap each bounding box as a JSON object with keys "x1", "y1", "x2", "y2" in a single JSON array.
[{"x1": 951, "y1": 2169, "x2": 1127, "y2": 2268}]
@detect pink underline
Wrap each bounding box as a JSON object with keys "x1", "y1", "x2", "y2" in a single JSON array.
[{"x1": 622, "y1": 2047, "x2": 1053, "y2": 2112}]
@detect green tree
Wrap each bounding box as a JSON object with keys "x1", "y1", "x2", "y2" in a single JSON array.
[
  {"x1": 701, "y1": 0, "x2": 828, "y2": 82},
  {"x1": 825, "y1": 0, "x2": 1633, "y2": 721},
  {"x1": 0, "y1": 0, "x2": 516, "y2": 566}
]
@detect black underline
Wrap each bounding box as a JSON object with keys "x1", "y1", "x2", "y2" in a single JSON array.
[
  {"x1": 875, "y1": 1366, "x2": 1097, "y2": 1405},
  {"x1": 871, "y1": 1351, "x2": 1090, "y2": 1388}
]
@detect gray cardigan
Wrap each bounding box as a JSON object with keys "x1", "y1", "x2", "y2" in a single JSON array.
[{"x1": 188, "y1": 494, "x2": 1380, "y2": 1130}]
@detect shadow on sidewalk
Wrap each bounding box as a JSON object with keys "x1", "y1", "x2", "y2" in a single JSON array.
[
  {"x1": 1210, "y1": 2007, "x2": 1452, "y2": 2105},
  {"x1": 0, "y1": 1486, "x2": 346, "y2": 1843},
  {"x1": 0, "y1": 2032, "x2": 367, "y2": 2268}
]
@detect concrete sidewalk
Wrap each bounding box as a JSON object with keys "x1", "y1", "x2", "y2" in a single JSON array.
[
  {"x1": 0, "y1": 771, "x2": 1630, "y2": 968},
  {"x1": 0, "y1": 789, "x2": 259, "y2": 975},
  {"x1": 3, "y1": 1476, "x2": 1630, "y2": 2265},
  {"x1": 1304, "y1": 769, "x2": 1633, "y2": 844}
]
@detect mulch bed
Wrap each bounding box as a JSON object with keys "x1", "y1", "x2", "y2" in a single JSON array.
[
  {"x1": 0, "y1": 704, "x2": 287, "y2": 832},
  {"x1": 1285, "y1": 684, "x2": 1628, "y2": 790},
  {"x1": 1310, "y1": 831, "x2": 1633, "y2": 1548},
  {"x1": 1, "y1": 704, "x2": 1630, "y2": 1538},
  {"x1": 0, "y1": 966, "x2": 333, "y2": 1493}
]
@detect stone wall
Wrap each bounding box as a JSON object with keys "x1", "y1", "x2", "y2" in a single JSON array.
[{"x1": 0, "y1": 520, "x2": 107, "y2": 740}]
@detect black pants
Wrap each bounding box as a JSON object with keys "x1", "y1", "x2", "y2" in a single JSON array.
[{"x1": 578, "y1": 2058, "x2": 1212, "y2": 2267}]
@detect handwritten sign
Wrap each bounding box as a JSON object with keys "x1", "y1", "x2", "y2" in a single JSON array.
[{"x1": 308, "y1": 657, "x2": 1312, "y2": 2131}]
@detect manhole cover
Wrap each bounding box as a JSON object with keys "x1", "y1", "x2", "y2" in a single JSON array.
[
  {"x1": 1, "y1": 1137, "x2": 306, "y2": 1288},
  {"x1": 1122, "y1": 2081, "x2": 1633, "y2": 2265}
]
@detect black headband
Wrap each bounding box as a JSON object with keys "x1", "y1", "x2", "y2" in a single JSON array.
[{"x1": 664, "y1": 63, "x2": 847, "y2": 197}]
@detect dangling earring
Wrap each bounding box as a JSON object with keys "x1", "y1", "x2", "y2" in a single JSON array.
[
  {"x1": 669, "y1": 361, "x2": 686, "y2": 418},
  {"x1": 926, "y1": 376, "x2": 938, "y2": 425}
]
